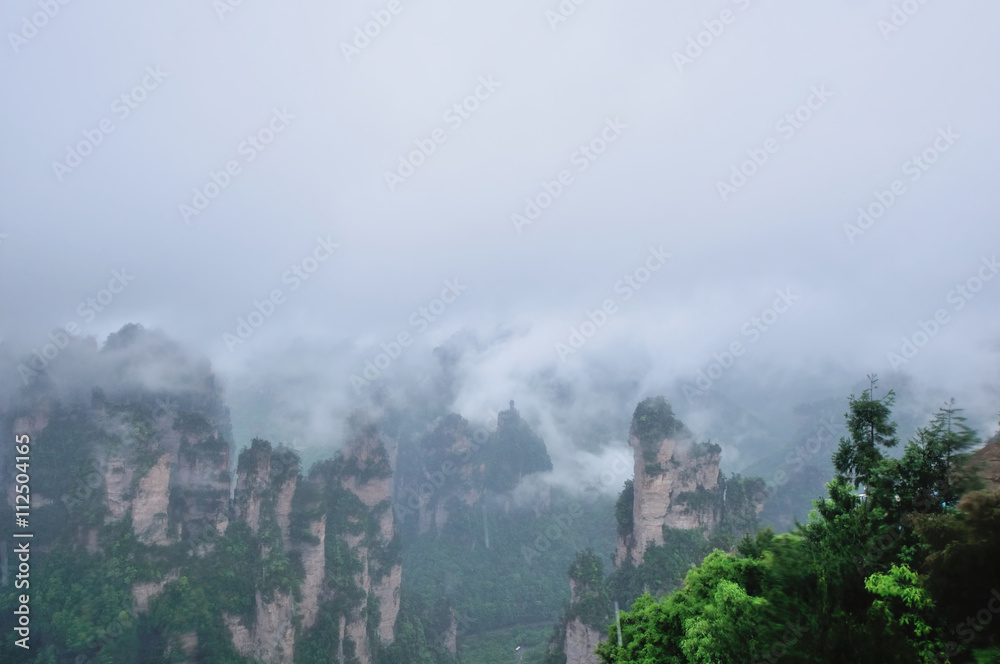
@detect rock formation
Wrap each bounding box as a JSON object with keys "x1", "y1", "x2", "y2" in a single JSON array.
[
  {"x1": 615, "y1": 397, "x2": 722, "y2": 567},
  {"x1": 0, "y1": 325, "x2": 405, "y2": 664},
  {"x1": 548, "y1": 550, "x2": 611, "y2": 664}
]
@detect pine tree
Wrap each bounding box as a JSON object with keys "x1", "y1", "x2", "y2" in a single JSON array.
[
  {"x1": 925, "y1": 399, "x2": 980, "y2": 505},
  {"x1": 832, "y1": 375, "x2": 899, "y2": 494}
]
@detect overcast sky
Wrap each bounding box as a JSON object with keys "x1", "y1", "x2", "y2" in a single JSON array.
[{"x1": 2, "y1": 0, "x2": 999, "y2": 465}]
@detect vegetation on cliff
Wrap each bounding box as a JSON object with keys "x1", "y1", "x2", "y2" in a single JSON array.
[{"x1": 596, "y1": 378, "x2": 1000, "y2": 664}]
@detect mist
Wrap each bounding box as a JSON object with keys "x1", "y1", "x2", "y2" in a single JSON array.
[{"x1": 2, "y1": 0, "x2": 999, "y2": 483}]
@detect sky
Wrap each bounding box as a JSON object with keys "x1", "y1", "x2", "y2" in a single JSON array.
[{"x1": 2, "y1": 0, "x2": 999, "y2": 474}]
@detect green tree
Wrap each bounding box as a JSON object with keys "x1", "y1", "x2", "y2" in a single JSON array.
[
  {"x1": 864, "y1": 564, "x2": 944, "y2": 664},
  {"x1": 832, "y1": 374, "x2": 899, "y2": 493}
]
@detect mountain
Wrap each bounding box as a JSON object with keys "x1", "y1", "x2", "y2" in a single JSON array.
[
  {"x1": 1, "y1": 326, "x2": 776, "y2": 664},
  {"x1": 545, "y1": 397, "x2": 767, "y2": 664}
]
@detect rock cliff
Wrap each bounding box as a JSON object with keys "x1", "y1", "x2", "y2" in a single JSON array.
[
  {"x1": 615, "y1": 397, "x2": 722, "y2": 567},
  {"x1": 0, "y1": 325, "x2": 405, "y2": 664},
  {"x1": 548, "y1": 550, "x2": 611, "y2": 664}
]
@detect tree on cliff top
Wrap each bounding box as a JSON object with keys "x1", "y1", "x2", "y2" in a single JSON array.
[
  {"x1": 630, "y1": 397, "x2": 687, "y2": 465},
  {"x1": 483, "y1": 402, "x2": 553, "y2": 493}
]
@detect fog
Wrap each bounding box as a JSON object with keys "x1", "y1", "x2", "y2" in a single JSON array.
[{"x1": 2, "y1": 0, "x2": 998, "y2": 479}]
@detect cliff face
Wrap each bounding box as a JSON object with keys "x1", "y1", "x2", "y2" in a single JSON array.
[
  {"x1": 615, "y1": 398, "x2": 721, "y2": 567},
  {"x1": 564, "y1": 578, "x2": 606, "y2": 664},
  {"x1": 565, "y1": 619, "x2": 603, "y2": 664},
  {"x1": 399, "y1": 413, "x2": 489, "y2": 537},
  {"x1": 209, "y1": 416, "x2": 405, "y2": 664},
  {"x1": 0, "y1": 325, "x2": 407, "y2": 664},
  {"x1": 971, "y1": 432, "x2": 1000, "y2": 491},
  {"x1": 338, "y1": 420, "x2": 401, "y2": 661},
  {"x1": 1, "y1": 326, "x2": 233, "y2": 555},
  {"x1": 550, "y1": 550, "x2": 611, "y2": 664},
  {"x1": 227, "y1": 439, "x2": 300, "y2": 664}
]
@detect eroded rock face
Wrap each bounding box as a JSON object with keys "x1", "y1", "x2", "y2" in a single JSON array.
[
  {"x1": 13, "y1": 407, "x2": 50, "y2": 439},
  {"x1": 565, "y1": 619, "x2": 603, "y2": 664},
  {"x1": 558, "y1": 549, "x2": 612, "y2": 664},
  {"x1": 615, "y1": 398, "x2": 722, "y2": 567},
  {"x1": 89, "y1": 400, "x2": 232, "y2": 549},
  {"x1": 224, "y1": 590, "x2": 295, "y2": 664},
  {"x1": 133, "y1": 454, "x2": 172, "y2": 546},
  {"x1": 274, "y1": 477, "x2": 297, "y2": 545},
  {"x1": 375, "y1": 563, "x2": 403, "y2": 643},
  {"x1": 104, "y1": 453, "x2": 135, "y2": 521},
  {"x1": 444, "y1": 609, "x2": 458, "y2": 656},
  {"x1": 228, "y1": 440, "x2": 303, "y2": 661},
  {"x1": 335, "y1": 422, "x2": 401, "y2": 661},
  {"x1": 298, "y1": 514, "x2": 326, "y2": 631},
  {"x1": 234, "y1": 441, "x2": 272, "y2": 536},
  {"x1": 132, "y1": 569, "x2": 180, "y2": 613},
  {"x1": 633, "y1": 437, "x2": 719, "y2": 559}
]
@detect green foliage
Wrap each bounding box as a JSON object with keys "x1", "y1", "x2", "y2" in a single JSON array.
[
  {"x1": 689, "y1": 441, "x2": 721, "y2": 458},
  {"x1": 897, "y1": 400, "x2": 982, "y2": 511},
  {"x1": 567, "y1": 550, "x2": 612, "y2": 629},
  {"x1": 377, "y1": 596, "x2": 458, "y2": 664},
  {"x1": 832, "y1": 374, "x2": 899, "y2": 490},
  {"x1": 596, "y1": 380, "x2": 1000, "y2": 664},
  {"x1": 630, "y1": 397, "x2": 685, "y2": 465},
  {"x1": 616, "y1": 480, "x2": 635, "y2": 539},
  {"x1": 598, "y1": 552, "x2": 780, "y2": 664},
  {"x1": 675, "y1": 485, "x2": 715, "y2": 515},
  {"x1": 482, "y1": 406, "x2": 553, "y2": 493},
  {"x1": 912, "y1": 489, "x2": 1000, "y2": 653},
  {"x1": 402, "y1": 488, "x2": 616, "y2": 636},
  {"x1": 173, "y1": 410, "x2": 213, "y2": 436},
  {"x1": 864, "y1": 564, "x2": 943, "y2": 663},
  {"x1": 715, "y1": 474, "x2": 768, "y2": 543}
]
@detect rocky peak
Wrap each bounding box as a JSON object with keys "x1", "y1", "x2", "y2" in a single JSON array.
[{"x1": 616, "y1": 397, "x2": 722, "y2": 567}]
